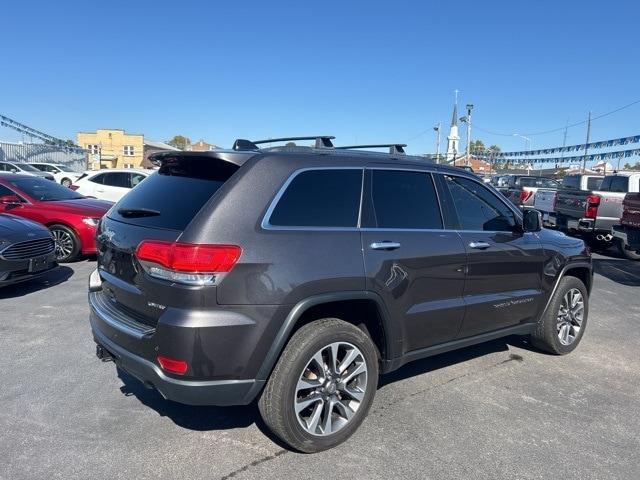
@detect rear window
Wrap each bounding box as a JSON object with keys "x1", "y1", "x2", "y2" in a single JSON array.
[
  {"x1": 109, "y1": 156, "x2": 239, "y2": 230},
  {"x1": 517, "y1": 177, "x2": 559, "y2": 188},
  {"x1": 268, "y1": 169, "x2": 362, "y2": 228},
  {"x1": 586, "y1": 177, "x2": 603, "y2": 190},
  {"x1": 600, "y1": 176, "x2": 629, "y2": 193},
  {"x1": 562, "y1": 176, "x2": 580, "y2": 190}
]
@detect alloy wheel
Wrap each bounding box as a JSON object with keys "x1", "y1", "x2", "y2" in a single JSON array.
[
  {"x1": 294, "y1": 342, "x2": 368, "y2": 436},
  {"x1": 52, "y1": 228, "x2": 74, "y2": 260},
  {"x1": 556, "y1": 288, "x2": 584, "y2": 346}
]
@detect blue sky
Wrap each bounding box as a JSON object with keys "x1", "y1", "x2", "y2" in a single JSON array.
[{"x1": 1, "y1": 0, "x2": 638, "y2": 156}]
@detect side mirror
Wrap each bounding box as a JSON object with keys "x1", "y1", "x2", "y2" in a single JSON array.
[
  {"x1": 523, "y1": 209, "x2": 542, "y2": 232},
  {"x1": 9, "y1": 168, "x2": 18, "y2": 173},
  {"x1": 0, "y1": 194, "x2": 21, "y2": 205}
]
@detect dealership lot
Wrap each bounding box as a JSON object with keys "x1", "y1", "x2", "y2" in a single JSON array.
[{"x1": 1, "y1": 253, "x2": 639, "y2": 480}]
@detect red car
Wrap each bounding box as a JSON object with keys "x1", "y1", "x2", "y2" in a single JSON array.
[{"x1": 0, "y1": 173, "x2": 112, "y2": 262}]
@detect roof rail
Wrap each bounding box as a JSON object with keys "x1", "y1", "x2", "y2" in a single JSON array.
[
  {"x1": 232, "y1": 136, "x2": 335, "y2": 151},
  {"x1": 336, "y1": 144, "x2": 407, "y2": 155}
]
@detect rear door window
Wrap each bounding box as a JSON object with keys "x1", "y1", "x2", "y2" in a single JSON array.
[
  {"x1": 363, "y1": 169, "x2": 442, "y2": 229},
  {"x1": 268, "y1": 169, "x2": 362, "y2": 228},
  {"x1": 601, "y1": 176, "x2": 629, "y2": 193},
  {"x1": 102, "y1": 172, "x2": 130, "y2": 188},
  {"x1": 109, "y1": 156, "x2": 239, "y2": 231}
]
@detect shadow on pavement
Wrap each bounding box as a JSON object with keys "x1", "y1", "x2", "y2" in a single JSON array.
[
  {"x1": 379, "y1": 337, "x2": 516, "y2": 388},
  {"x1": 0, "y1": 265, "x2": 74, "y2": 299},
  {"x1": 593, "y1": 257, "x2": 640, "y2": 287}
]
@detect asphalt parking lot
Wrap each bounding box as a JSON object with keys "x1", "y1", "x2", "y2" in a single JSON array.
[{"x1": 1, "y1": 252, "x2": 639, "y2": 480}]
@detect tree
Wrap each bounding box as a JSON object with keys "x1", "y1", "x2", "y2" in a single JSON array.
[
  {"x1": 470, "y1": 139, "x2": 486, "y2": 155},
  {"x1": 167, "y1": 135, "x2": 191, "y2": 150}
]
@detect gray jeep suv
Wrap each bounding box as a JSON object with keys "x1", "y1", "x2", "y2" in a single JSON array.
[{"x1": 89, "y1": 136, "x2": 592, "y2": 452}]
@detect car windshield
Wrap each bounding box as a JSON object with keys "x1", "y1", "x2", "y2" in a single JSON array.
[
  {"x1": 17, "y1": 163, "x2": 41, "y2": 172},
  {"x1": 8, "y1": 177, "x2": 85, "y2": 201}
]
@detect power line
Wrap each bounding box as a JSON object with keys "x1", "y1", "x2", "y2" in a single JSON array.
[{"x1": 473, "y1": 98, "x2": 640, "y2": 137}]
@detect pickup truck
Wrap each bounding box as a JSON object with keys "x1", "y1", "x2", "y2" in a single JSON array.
[
  {"x1": 555, "y1": 172, "x2": 640, "y2": 260},
  {"x1": 534, "y1": 174, "x2": 604, "y2": 227},
  {"x1": 612, "y1": 192, "x2": 640, "y2": 257},
  {"x1": 497, "y1": 175, "x2": 560, "y2": 207}
]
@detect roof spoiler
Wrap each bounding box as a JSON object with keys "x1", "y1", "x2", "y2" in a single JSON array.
[
  {"x1": 232, "y1": 136, "x2": 335, "y2": 151},
  {"x1": 336, "y1": 144, "x2": 407, "y2": 155}
]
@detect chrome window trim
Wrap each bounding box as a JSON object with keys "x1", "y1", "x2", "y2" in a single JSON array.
[{"x1": 261, "y1": 167, "x2": 365, "y2": 231}]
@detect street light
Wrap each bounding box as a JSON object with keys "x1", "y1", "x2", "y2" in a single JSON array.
[
  {"x1": 433, "y1": 123, "x2": 441, "y2": 163},
  {"x1": 460, "y1": 104, "x2": 473, "y2": 166},
  {"x1": 513, "y1": 133, "x2": 532, "y2": 173}
]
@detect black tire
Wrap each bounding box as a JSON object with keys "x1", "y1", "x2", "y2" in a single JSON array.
[
  {"x1": 616, "y1": 239, "x2": 640, "y2": 261},
  {"x1": 49, "y1": 224, "x2": 81, "y2": 262},
  {"x1": 531, "y1": 276, "x2": 589, "y2": 355},
  {"x1": 61, "y1": 177, "x2": 73, "y2": 187},
  {"x1": 258, "y1": 318, "x2": 379, "y2": 453}
]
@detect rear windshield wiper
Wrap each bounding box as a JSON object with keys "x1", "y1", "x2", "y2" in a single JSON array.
[{"x1": 117, "y1": 207, "x2": 161, "y2": 218}]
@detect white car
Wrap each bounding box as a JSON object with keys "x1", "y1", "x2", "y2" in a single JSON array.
[
  {"x1": 30, "y1": 162, "x2": 82, "y2": 187},
  {"x1": 0, "y1": 160, "x2": 56, "y2": 181},
  {"x1": 71, "y1": 168, "x2": 152, "y2": 202}
]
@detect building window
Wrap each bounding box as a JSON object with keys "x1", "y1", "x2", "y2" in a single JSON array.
[
  {"x1": 123, "y1": 163, "x2": 134, "y2": 169},
  {"x1": 123, "y1": 145, "x2": 135, "y2": 156},
  {"x1": 87, "y1": 144, "x2": 100, "y2": 154}
]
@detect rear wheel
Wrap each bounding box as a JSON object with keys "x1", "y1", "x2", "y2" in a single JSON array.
[
  {"x1": 531, "y1": 276, "x2": 588, "y2": 355},
  {"x1": 616, "y1": 239, "x2": 640, "y2": 261},
  {"x1": 49, "y1": 224, "x2": 80, "y2": 262},
  {"x1": 258, "y1": 318, "x2": 379, "y2": 453}
]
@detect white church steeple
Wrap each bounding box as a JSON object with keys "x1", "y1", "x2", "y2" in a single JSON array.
[{"x1": 446, "y1": 90, "x2": 460, "y2": 162}]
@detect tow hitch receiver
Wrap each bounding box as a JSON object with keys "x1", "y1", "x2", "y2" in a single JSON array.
[{"x1": 96, "y1": 344, "x2": 114, "y2": 362}]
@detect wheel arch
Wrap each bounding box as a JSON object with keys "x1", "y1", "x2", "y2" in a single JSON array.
[
  {"x1": 540, "y1": 261, "x2": 593, "y2": 320},
  {"x1": 255, "y1": 291, "x2": 398, "y2": 384}
]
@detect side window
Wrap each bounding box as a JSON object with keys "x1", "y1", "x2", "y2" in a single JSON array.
[
  {"x1": 102, "y1": 172, "x2": 130, "y2": 188},
  {"x1": 130, "y1": 173, "x2": 146, "y2": 187},
  {"x1": 586, "y1": 177, "x2": 603, "y2": 190},
  {"x1": 365, "y1": 170, "x2": 442, "y2": 229},
  {"x1": 610, "y1": 176, "x2": 629, "y2": 193},
  {"x1": 268, "y1": 169, "x2": 362, "y2": 227},
  {"x1": 443, "y1": 175, "x2": 517, "y2": 232},
  {"x1": 89, "y1": 173, "x2": 105, "y2": 184},
  {"x1": 0, "y1": 163, "x2": 6, "y2": 171}
]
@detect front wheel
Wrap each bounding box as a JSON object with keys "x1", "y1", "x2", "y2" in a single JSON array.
[
  {"x1": 61, "y1": 177, "x2": 73, "y2": 187},
  {"x1": 49, "y1": 224, "x2": 80, "y2": 262},
  {"x1": 258, "y1": 318, "x2": 379, "y2": 453},
  {"x1": 531, "y1": 276, "x2": 589, "y2": 355}
]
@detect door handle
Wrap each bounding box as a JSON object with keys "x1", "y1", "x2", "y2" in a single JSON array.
[
  {"x1": 370, "y1": 241, "x2": 401, "y2": 251},
  {"x1": 469, "y1": 241, "x2": 491, "y2": 250}
]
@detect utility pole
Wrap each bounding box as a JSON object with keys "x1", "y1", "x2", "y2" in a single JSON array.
[
  {"x1": 434, "y1": 123, "x2": 441, "y2": 163},
  {"x1": 465, "y1": 104, "x2": 474, "y2": 166},
  {"x1": 581, "y1": 111, "x2": 592, "y2": 173}
]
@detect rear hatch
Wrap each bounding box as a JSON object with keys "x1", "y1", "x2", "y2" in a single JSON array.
[{"x1": 95, "y1": 154, "x2": 242, "y2": 326}]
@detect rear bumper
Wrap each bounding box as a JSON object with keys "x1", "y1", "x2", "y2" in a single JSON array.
[
  {"x1": 612, "y1": 224, "x2": 640, "y2": 250},
  {"x1": 91, "y1": 319, "x2": 263, "y2": 406}
]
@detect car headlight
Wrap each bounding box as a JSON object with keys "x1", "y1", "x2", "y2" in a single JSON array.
[{"x1": 82, "y1": 218, "x2": 100, "y2": 227}]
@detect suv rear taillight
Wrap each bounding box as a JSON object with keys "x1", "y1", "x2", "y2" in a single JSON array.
[
  {"x1": 519, "y1": 190, "x2": 533, "y2": 203},
  {"x1": 585, "y1": 195, "x2": 600, "y2": 219},
  {"x1": 136, "y1": 240, "x2": 241, "y2": 286}
]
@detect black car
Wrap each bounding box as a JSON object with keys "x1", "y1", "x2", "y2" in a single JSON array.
[
  {"x1": 0, "y1": 213, "x2": 57, "y2": 287},
  {"x1": 89, "y1": 136, "x2": 592, "y2": 453}
]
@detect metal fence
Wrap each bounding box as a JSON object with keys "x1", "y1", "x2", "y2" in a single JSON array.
[{"x1": 0, "y1": 141, "x2": 87, "y2": 172}]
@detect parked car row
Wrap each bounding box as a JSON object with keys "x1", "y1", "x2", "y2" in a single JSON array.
[{"x1": 494, "y1": 171, "x2": 640, "y2": 260}]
